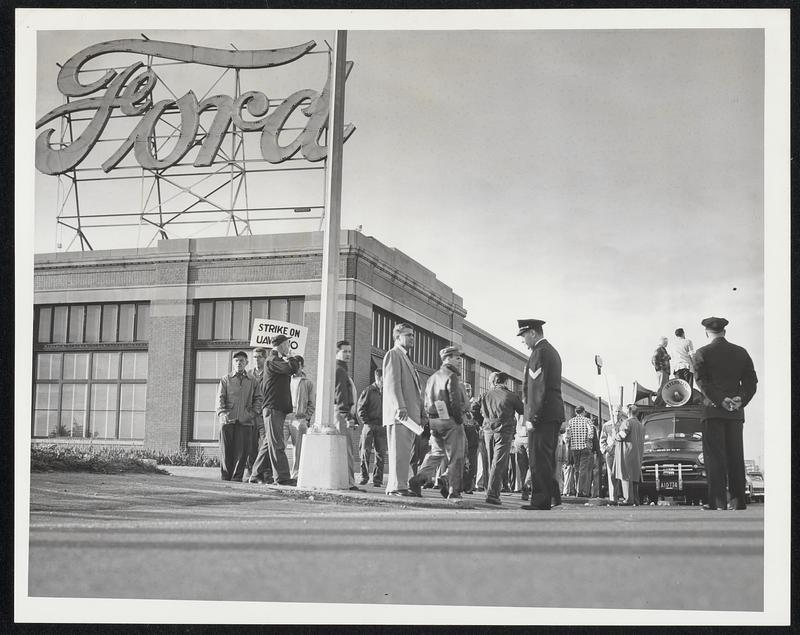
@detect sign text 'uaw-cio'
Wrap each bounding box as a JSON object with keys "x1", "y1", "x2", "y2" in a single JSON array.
[{"x1": 35, "y1": 39, "x2": 355, "y2": 175}]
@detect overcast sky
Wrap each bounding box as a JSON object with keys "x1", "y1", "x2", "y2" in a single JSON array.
[{"x1": 34, "y1": 27, "x2": 766, "y2": 460}]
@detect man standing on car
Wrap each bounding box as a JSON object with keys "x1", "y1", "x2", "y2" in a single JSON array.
[
  {"x1": 652, "y1": 336, "x2": 671, "y2": 406},
  {"x1": 673, "y1": 327, "x2": 696, "y2": 391},
  {"x1": 694, "y1": 316, "x2": 758, "y2": 511},
  {"x1": 518, "y1": 318, "x2": 565, "y2": 510}
]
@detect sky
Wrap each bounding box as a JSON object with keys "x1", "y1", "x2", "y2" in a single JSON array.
[{"x1": 33, "y1": 27, "x2": 767, "y2": 461}]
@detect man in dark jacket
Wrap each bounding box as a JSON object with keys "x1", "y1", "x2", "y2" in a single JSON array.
[
  {"x1": 334, "y1": 340, "x2": 363, "y2": 491},
  {"x1": 481, "y1": 371, "x2": 524, "y2": 505},
  {"x1": 518, "y1": 319, "x2": 565, "y2": 510},
  {"x1": 694, "y1": 317, "x2": 758, "y2": 510},
  {"x1": 408, "y1": 345, "x2": 466, "y2": 500},
  {"x1": 357, "y1": 368, "x2": 385, "y2": 487},
  {"x1": 652, "y1": 336, "x2": 672, "y2": 406},
  {"x1": 250, "y1": 334, "x2": 300, "y2": 485}
]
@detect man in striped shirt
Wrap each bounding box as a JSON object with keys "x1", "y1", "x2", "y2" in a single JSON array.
[{"x1": 565, "y1": 405, "x2": 595, "y2": 497}]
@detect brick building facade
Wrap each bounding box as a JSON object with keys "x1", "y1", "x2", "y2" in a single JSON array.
[{"x1": 31, "y1": 231, "x2": 609, "y2": 460}]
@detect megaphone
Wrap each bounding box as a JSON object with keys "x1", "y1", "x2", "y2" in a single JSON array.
[
  {"x1": 662, "y1": 378, "x2": 692, "y2": 407},
  {"x1": 633, "y1": 381, "x2": 656, "y2": 405}
]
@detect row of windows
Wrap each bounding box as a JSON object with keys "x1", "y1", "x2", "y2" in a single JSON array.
[
  {"x1": 371, "y1": 307, "x2": 449, "y2": 371},
  {"x1": 477, "y1": 363, "x2": 522, "y2": 397},
  {"x1": 33, "y1": 352, "x2": 148, "y2": 439},
  {"x1": 37, "y1": 303, "x2": 149, "y2": 345},
  {"x1": 196, "y1": 298, "x2": 303, "y2": 341}
]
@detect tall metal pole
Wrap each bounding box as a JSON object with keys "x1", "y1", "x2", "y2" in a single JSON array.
[{"x1": 314, "y1": 31, "x2": 348, "y2": 428}]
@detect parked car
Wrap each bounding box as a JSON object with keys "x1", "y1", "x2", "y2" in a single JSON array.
[
  {"x1": 637, "y1": 404, "x2": 707, "y2": 505},
  {"x1": 745, "y1": 470, "x2": 764, "y2": 503}
]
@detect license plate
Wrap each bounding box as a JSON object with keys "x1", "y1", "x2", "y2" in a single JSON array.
[{"x1": 660, "y1": 480, "x2": 680, "y2": 490}]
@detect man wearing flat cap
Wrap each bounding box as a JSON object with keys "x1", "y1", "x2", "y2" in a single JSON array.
[
  {"x1": 480, "y1": 371, "x2": 524, "y2": 505},
  {"x1": 250, "y1": 333, "x2": 301, "y2": 486},
  {"x1": 517, "y1": 319, "x2": 565, "y2": 510},
  {"x1": 693, "y1": 317, "x2": 758, "y2": 510},
  {"x1": 408, "y1": 345, "x2": 466, "y2": 500}
]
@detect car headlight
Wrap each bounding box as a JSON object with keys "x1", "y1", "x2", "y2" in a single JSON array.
[{"x1": 697, "y1": 453, "x2": 704, "y2": 465}]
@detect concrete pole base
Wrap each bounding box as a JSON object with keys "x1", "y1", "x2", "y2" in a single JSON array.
[{"x1": 297, "y1": 433, "x2": 350, "y2": 489}]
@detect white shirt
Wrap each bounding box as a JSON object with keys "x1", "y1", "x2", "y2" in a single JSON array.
[{"x1": 674, "y1": 337, "x2": 695, "y2": 371}]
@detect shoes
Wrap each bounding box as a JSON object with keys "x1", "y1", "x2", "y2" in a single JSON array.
[
  {"x1": 439, "y1": 475, "x2": 450, "y2": 499},
  {"x1": 277, "y1": 478, "x2": 297, "y2": 486},
  {"x1": 248, "y1": 476, "x2": 265, "y2": 484},
  {"x1": 485, "y1": 497, "x2": 502, "y2": 506},
  {"x1": 521, "y1": 490, "x2": 529, "y2": 501},
  {"x1": 349, "y1": 486, "x2": 366, "y2": 492},
  {"x1": 701, "y1": 504, "x2": 720, "y2": 511},
  {"x1": 388, "y1": 489, "x2": 415, "y2": 497},
  {"x1": 359, "y1": 478, "x2": 369, "y2": 485},
  {"x1": 372, "y1": 482, "x2": 384, "y2": 488},
  {"x1": 265, "y1": 476, "x2": 275, "y2": 485},
  {"x1": 463, "y1": 489, "x2": 474, "y2": 495},
  {"x1": 447, "y1": 494, "x2": 464, "y2": 503},
  {"x1": 520, "y1": 504, "x2": 551, "y2": 510},
  {"x1": 408, "y1": 477, "x2": 423, "y2": 497}
]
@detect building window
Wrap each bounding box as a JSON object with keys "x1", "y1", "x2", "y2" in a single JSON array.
[
  {"x1": 196, "y1": 297, "x2": 304, "y2": 342},
  {"x1": 461, "y1": 355, "x2": 476, "y2": 392},
  {"x1": 371, "y1": 306, "x2": 448, "y2": 372},
  {"x1": 36, "y1": 303, "x2": 149, "y2": 345},
  {"x1": 33, "y1": 351, "x2": 148, "y2": 439},
  {"x1": 192, "y1": 297, "x2": 304, "y2": 441},
  {"x1": 192, "y1": 349, "x2": 241, "y2": 441},
  {"x1": 478, "y1": 363, "x2": 500, "y2": 396}
]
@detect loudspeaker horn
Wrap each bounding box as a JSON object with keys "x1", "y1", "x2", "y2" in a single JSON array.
[
  {"x1": 662, "y1": 378, "x2": 692, "y2": 407},
  {"x1": 633, "y1": 381, "x2": 656, "y2": 404}
]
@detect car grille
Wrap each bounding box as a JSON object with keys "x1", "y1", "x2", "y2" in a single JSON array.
[{"x1": 641, "y1": 461, "x2": 705, "y2": 489}]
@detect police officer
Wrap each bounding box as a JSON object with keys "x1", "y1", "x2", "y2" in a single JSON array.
[
  {"x1": 693, "y1": 317, "x2": 758, "y2": 511},
  {"x1": 517, "y1": 319, "x2": 565, "y2": 510}
]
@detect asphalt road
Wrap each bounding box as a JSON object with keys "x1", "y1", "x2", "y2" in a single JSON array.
[{"x1": 27, "y1": 471, "x2": 763, "y2": 611}]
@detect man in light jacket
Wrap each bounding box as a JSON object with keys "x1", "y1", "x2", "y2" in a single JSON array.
[
  {"x1": 286, "y1": 355, "x2": 315, "y2": 480},
  {"x1": 383, "y1": 323, "x2": 427, "y2": 497}
]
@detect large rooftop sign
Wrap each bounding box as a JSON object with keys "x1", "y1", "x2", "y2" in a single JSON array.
[
  {"x1": 36, "y1": 38, "x2": 355, "y2": 174},
  {"x1": 35, "y1": 36, "x2": 354, "y2": 250}
]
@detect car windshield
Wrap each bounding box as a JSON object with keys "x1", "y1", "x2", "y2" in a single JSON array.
[{"x1": 644, "y1": 415, "x2": 703, "y2": 441}]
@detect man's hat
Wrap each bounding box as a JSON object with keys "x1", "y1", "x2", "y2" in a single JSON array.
[
  {"x1": 439, "y1": 345, "x2": 462, "y2": 360},
  {"x1": 701, "y1": 316, "x2": 729, "y2": 332},
  {"x1": 272, "y1": 333, "x2": 291, "y2": 346},
  {"x1": 517, "y1": 318, "x2": 545, "y2": 336}
]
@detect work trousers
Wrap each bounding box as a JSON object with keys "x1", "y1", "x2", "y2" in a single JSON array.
[
  {"x1": 386, "y1": 422, "x2": 416, "y2": 493},
  {"x1": 476, "y1": 433, "x2": 489, "y2": 489},
  {"x1": 251, "y1": 408, "x2": 292, "y2": 484},
  {"x1": 654, "y1": 369, "x2": 670, "y2": 405},
  {"x1": 590, "y1": 453, "x2": 601, "y2": 498},
  {"x1": 674, "y1": 368, "x2": 694, "y2": 392},
  {"x1": 485, "y1": 429, "x2": 514, "y2": 501},
  {"x1": 283, "y1": 415, "x2": 308, "y2": 479},
  {"x1": 702, "y1": 418, "x2": 746, "y2": 509},
  {"x1": 528, "y1": 421, "x2": 560, "y2": 509},
  {"x1": 414, "y1": 419, "x2": 465, "y2": 494},
  {"x1": 563, "y1": 464, "x2": 576, "y2": 495},
  {"x1": 620, "y1": 480, "x2": 640, "y2": 505},
  {"x1": 570, "y1": 447, "x2": 593, "y2": 496},
  {"x1": 604, "y1": 453, "x2": 622, "y2": 502},
  {"x1": 243, "y1": 420, "x2": 260, "y2": 477},
  {"x1": 514, "y1": 440, "x2": 532, "y2": 492},
  {"x1": 359, "y1": 424, "x2": 387, "y2": 484},
  {"x1": 410, "y1": 427, "x2": 431, "y2": 476},
  {"x1": 463, "y1": 424, "x2": 480, "y2": 490},
  {"x1": 220, "y1": 422, "x2": 254, "y2": 481}
]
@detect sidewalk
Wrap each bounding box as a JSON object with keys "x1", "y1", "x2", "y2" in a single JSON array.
[{"x1": 164, "y1": 465, "x2": 600, "y2": 509}]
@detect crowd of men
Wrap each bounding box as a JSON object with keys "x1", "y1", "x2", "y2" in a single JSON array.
[{"x1": 215, "y1": 315, "x2": 757, "y2": 511}]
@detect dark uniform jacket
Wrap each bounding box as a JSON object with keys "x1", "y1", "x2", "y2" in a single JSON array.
[
  {"x1": 481, "y1": 385, "x2": 524, "y2": 434},
  {"x1": 424, "y1": 362, "x2": 465, "y2": 425},
  {"x1": 694, "y1": 337, "x2": 757, "y2": 421},
  {"x1": 357, "y1": 382, "x2": 383, "y2": 426},
  {"x1": 262, "y1": 350, "x2": 301, "y2": 413},
  {"x1": 523, "y1": 338, "x2": 565, "y2": 425},
  {"x1": 334, "y1": 359, "x2": 355, "y2": 421}
]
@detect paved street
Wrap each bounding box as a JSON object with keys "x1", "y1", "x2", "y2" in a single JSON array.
[{"x1": 27, "y1": 470, "x2": 763, "y2": 611}]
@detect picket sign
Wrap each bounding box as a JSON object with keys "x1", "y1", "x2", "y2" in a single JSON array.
[{"x1": 249, "y1": 319, "x2": 308, "y2": 357}]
